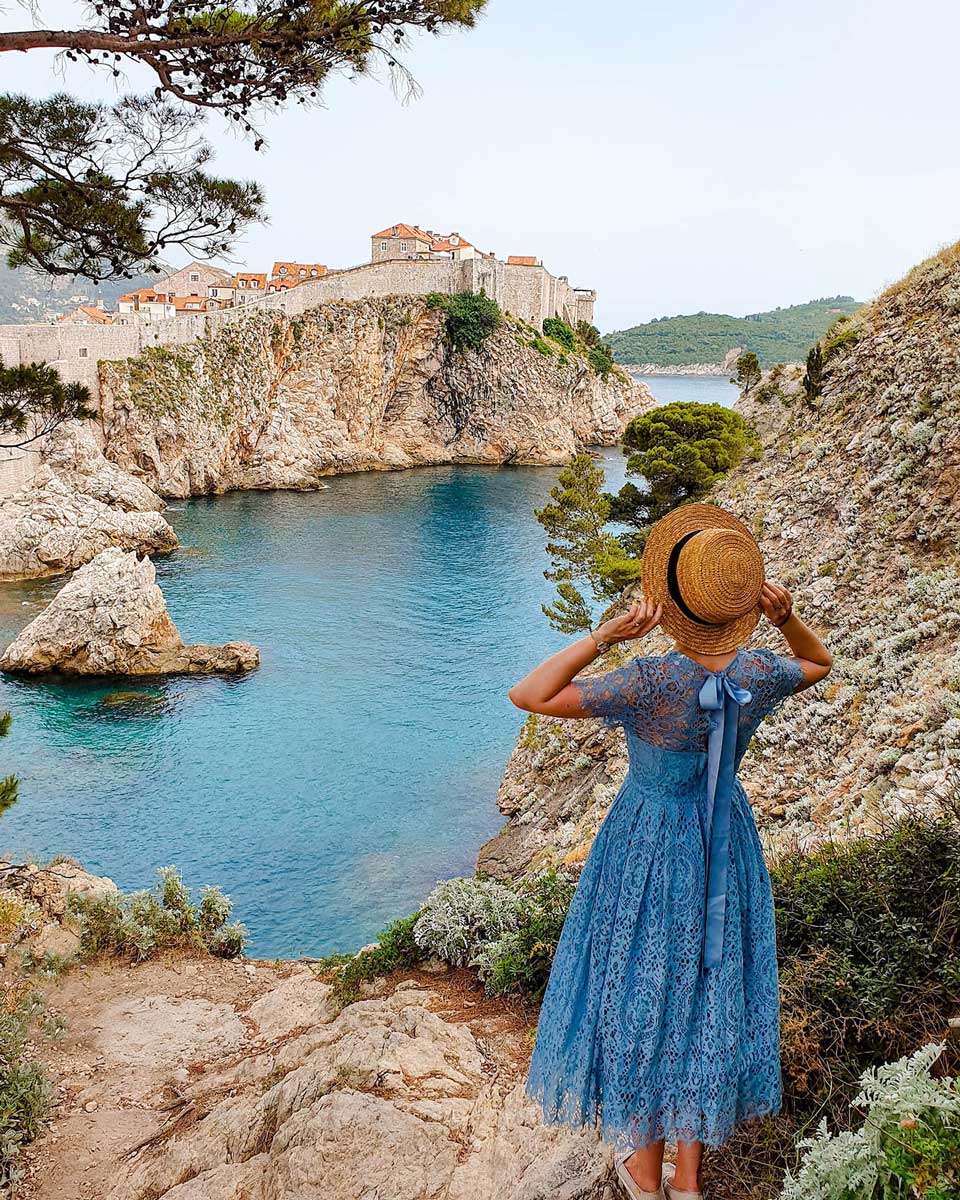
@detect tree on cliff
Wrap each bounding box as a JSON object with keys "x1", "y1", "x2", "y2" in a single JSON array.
[
  {"x1": 0, "y1": 2, "x2": 486, "y2": 279},
  {"x1": 536, "y1": 454, "x2": 641, "y2": 633},
  {"x1": 607, "y1": 402, "x2": 755, "y2": 545},
  {"x1": 0, "y1": 359, "x2": 95, "y2": 449},
  {"x1": 733, "y1": 351, "x2": 761, "y2": 392}
]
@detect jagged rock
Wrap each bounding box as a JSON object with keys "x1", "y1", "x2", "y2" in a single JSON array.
[
  {"x1": 98, "y1": 298, "x2": 654, "y2": 497},
  {"x1": 484, "y1": 243, "x2": 960, "y2": 876},
  {"x1": 0, "y1": 547, "x2": 258, "y2": 676},
  {"x1": 0, "y1": 449, "x2": 177, "y2": 581},
  {"x1": 104, "y1": 983, "x2": 611, "y2": 1200},
  {"x1": 41, "y1": 421, "x2": 166, "y2": 513}
]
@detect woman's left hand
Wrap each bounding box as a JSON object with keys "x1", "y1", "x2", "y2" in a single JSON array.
[
  {"x1": 596, "y1": 597, "x2": 663, "y2": 644},
  {"x1": 759, "y1": 581, "x2": 793, "y2": 627}
]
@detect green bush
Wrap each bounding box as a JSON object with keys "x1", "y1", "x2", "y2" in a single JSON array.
[
  {"x1": 529, "y1": 335, "x2": 554, "y2": 356},
  {"x1": 70, "y1": 866, "x2": 247, "y2": 962},
  {"x1": 0, "y1": 986, "x2": 54, "y2": 1186},
  {"x1": 426, "y1": 291, "x2": 501, "y2": 352},
  {"x1": 542, "y1": 317, "x2": 576, "y2": 350},
  {"x1": 413, "y1": 878, "x2": 525, "y2": 966},
  {"x1": 317, "y1": 913, "x2": 425, "y2": 1005},
  {"x1": 588, "y1": 343, "x2": 615, "y2": 377},
  {"x1": 470, "y1": 870, "x2": 576, "y2": 998}
]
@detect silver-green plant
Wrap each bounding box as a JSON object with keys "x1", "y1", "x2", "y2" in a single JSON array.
[
  {"x1": 413, "y1": 877, "x2": 524, "y2": 967},
  {"x1": 781, "y1": 1043, "x2": 960, "y2": 1200}
]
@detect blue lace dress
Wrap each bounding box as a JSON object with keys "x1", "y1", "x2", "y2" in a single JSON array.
[{"x1": 526, "y1": 646, "x2": 804, "y2": 1152}]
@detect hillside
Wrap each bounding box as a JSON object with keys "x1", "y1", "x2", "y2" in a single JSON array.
[
  {"x1": 0, "y1": 260, "x2": 163, "y2": 324},
  {"x1": 481, "y1": 245, "x2": 960, "y2": 878},
  {"x1": 604, "y1": 295, "x2": 862, "y2": 367}
]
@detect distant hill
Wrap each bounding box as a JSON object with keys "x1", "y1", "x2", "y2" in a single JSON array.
[
  {"x1": 604, "y1": 296, "x2": 863, "y2": 367},
  {"x1": 0, "y1": 260, "x2": 164, "y2": 325}
]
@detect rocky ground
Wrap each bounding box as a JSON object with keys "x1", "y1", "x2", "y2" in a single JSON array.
[
  {"x1": 98, "y1": 298, "x2": 653, "y2": 497},
  {"x1": 0, "y1": 546, "x2": 258, "y2": 676},
  {"x1": 0, "y1": 425, "x2": 177, "y2": 581},
  {"x1": 481, "y1": 242, "x2": 960, "y2": 877}
]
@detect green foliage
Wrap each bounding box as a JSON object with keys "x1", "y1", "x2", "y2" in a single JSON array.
[
  {"x1": 0, "y1": 986, "x2": 54, "y2": 1186},
  {"x1": 469, "y1": 870, "x2": 576, "y2": 999},
  {"x1": 426, "y1": 291, "x2": 501, "y2": 352},
  {"x1": 821, "y1": 315, "x2": 860, "y2": 360},
  {"x1": 604, "y1": 297, "x2": 862, "y2": 367},
  {"x1": 0, "y1": 712, "x2": 17, "y2": 818},
  {"x1": 70, "y1": 866, "x2": 247, "y2": 962},
  {"x1": 0, "y1": 357, "x2": 95, "y2": 450},
  {"x1": 781, "y1": 1043, "x2": 960, "y2": 1200},
  {"x1": 609, "y1": 401, "x2": 755, "y2": 529},
  {"x1": 413, "y1": 878, "x2": 525, "y2": 966},
  {"x1": 529, "y1": 335, "x2": 554, "y2": 356},
  {"x1": 576, "y1": 320, "x2": 603, "y2": 347},
  {"x1": 535, "y1": 453, "x2": 640, "y2": 632},
  {"x1": 317, "y1": 913, "x2": 424, "y2": 1005},
  {"x1": 734, "y1": 350, "x2": 762, "y2": 391},
  {"x1": 587, "y1": 343, "x2": 615, "y2": 377},
  {"x1": 803, "y1": 343, "x2": 825, "y2": 405},
  {"x1": 542, "y1": 317, "x2": 576, "y2": 350}
]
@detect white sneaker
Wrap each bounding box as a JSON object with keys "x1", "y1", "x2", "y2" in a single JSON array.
[
  {"x1": 662, "y1": 1162, "x2": 703, "y2": 1199},
  {"x1": 615, "y1": 1155, "x2": 665, "y2": 1200}
]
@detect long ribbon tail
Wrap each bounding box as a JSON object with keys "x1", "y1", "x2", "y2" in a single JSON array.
[{"x1": 699, "y1": 675, "x2": 751, "y2": 973}]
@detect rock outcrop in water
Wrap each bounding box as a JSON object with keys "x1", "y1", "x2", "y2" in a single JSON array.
[
  {"x1": 97, "y1": 298, "x2": 654, "y2": 497},
  {"x1": 0, "y1": 424, "x2": 177, "y2": 580},
  {"x1": 0, "y1": 547, "x2": 258, "y2": 676},
  {"x1": 481, "y1": 241, "x2": 960, "y2": 878}
]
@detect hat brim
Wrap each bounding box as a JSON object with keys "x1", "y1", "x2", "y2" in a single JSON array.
[{"x1": 641, "y1": 503, "x2": 762, "y2": 654}]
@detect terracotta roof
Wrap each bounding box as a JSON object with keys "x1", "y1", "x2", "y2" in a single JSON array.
[
  {"x1": 430, "y1": 233, "x2": 473, "y2": 254},
  {"x1": 266, "y1": 276, "x2": 298, "y2": 291},
  {"x1": 372, "y1": 223, "x2": 434, "y2": 243},
  {"x1": 171, "y1": 296, "x2": 208, "y2": 311},
  {"x1": 272, "y1": 261, "x2": 327, "y2": 278},
  {"x1": 507, "y1": 256, "x2": 538, "y2": 267},
  {"x1": 234, "y1": 273, "x2": 267, "y2": 288},
  {"x1": 119, "y1": 287, "x2": 160, "y2": 302},
  {"x1": 59, "y1": 305, "x2": 113, "y2": 324}
]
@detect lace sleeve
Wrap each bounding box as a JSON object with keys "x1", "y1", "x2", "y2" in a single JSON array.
[
  {"x1": 748, "y1": 647, "x2": 805, "y2": 718},
  {"x1": 573, "y1": 657, "x2": 647, "y2": 729}
]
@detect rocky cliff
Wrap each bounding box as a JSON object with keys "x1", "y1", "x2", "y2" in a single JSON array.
[
  {"x1": 98, "y1": 298, "x2": 653, "y2": 497},
  {"x1": 480, "y1": 242, "x2": 960, "y2": 878}
]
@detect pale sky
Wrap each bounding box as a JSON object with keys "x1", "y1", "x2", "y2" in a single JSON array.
[{"x1": 3, "y1": 0, "x2": 959, "y2": 329}]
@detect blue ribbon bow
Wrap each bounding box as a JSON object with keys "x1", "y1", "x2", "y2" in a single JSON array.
[{"x1": 697, "y1": 672, "x2": 752, "y2": 973}]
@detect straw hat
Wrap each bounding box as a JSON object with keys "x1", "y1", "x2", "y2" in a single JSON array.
[{"x1": 641, "y1": 502, "x2": 765, "y2": 653}]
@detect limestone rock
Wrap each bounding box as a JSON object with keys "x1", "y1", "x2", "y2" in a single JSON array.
[
  {"x1": 0, "y1": 464, "x2": 177, "y2": 581},
  {"x1": 42, "y1": 421, "x2": 166, "y2": 513},
  {"x1": 105, "y1": 984, "x2": 611, "y2": 1200},
  {"x1": 0, "y1": 547, "x2": 258, "y2": 676},
  {"x1": 98, "y1": 298, "x2": 654, "y2": 497}
]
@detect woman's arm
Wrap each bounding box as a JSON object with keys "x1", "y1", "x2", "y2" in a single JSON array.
[
  {"x1": 508, "y1": 598, "x2": 662, "y2": 717},
  {"x1": 759, "y1": 581, "x2": 832, "y2": 689}
]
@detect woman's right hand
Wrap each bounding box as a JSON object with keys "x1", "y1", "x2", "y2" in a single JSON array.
[{"x1": 595, "y1": 597, "x2": 662, "y2": 645}]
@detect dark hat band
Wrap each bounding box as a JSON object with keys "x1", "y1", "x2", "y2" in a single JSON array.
[{"x1": 666, "y1": 529, "x2": 717, "y2": 627}]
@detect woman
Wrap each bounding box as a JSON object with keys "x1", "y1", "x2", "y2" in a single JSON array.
[{"x1": 508, "y1": 504, "x2": 831, "y2": 1200}]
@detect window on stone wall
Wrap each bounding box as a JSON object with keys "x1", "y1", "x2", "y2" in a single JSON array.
[
  {"x1": 78, "y1": 347, "x2": 88, "y2": 357},
  {"x1": 400, "y1": 241, "x2": 407, "y2": 252},
  {"x1": 190, "y1": 273, "x2": 199, "y2": 282},
  {"x1": 380, "y1": 241, "x2": 387, "y2": 251}
]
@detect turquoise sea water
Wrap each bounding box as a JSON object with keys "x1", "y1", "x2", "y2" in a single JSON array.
[{"x1": 0, "y1": 375, "x2": 735, "y2": 958}]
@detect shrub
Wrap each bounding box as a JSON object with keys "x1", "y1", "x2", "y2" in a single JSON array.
[
  {"x1": 733, "y1": 350, "x2": 762, "y2": 392},
  {"x1": 413, "y1": 878, "x2": 524, "y2": 966},
  {"x1": 70, "y1": 866, "x2": 247, "y2": 962},
  {"x1": 542, "y1": 317, "x2": 576, "y2": 350},
  {"x1": 587, "y1": 343, "x2": 615, "y2": 377},
  {"x1": 470, "y1": 870, "x2": 576, "y2": 998},
  {"x1": 781, "y1": 1043, "x2": 960, "y2": 1200},
  {"x1": 426, "y1": 291, "x2": 501, "y2": 352},
  {"x1": 0, "y1": 985, "x2": 54, "y2": 1186},
  {"x1": 317, "y1": 913, "x2": 425, "y2": 1005},
  {"x1": 529, "y1": 335, "x2": 554, "y2": 356}
]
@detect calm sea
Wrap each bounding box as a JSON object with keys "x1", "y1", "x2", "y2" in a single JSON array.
[{"x1": 0, "y1": 374, "x2": 735, "y2": 957}]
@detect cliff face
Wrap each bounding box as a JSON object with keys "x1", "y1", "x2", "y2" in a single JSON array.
[
  {"x1": 98, "y1": 298, "x2": 653, "y2": 498},
  {"x1": 480, "y1": 243, "x2": 960, "y2": 879}
]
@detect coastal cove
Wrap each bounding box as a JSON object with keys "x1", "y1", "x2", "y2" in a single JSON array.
[{"x1": 0, "y1": 377, "x2": 735, "y2": 959}]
